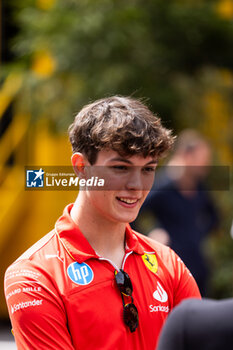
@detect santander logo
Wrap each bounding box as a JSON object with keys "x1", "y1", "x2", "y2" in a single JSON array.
[{"x1": 153, "y1": 281, "x2": 168, "y2": 303}]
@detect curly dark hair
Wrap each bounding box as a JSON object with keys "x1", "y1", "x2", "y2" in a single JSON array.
[{"x1": 68, "y1": 96, "x2": 175, "y2": 164}]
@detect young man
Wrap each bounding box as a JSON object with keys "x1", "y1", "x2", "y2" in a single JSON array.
[{"x1": 4, "y1": 96, "x2": 201, "y2": 350}]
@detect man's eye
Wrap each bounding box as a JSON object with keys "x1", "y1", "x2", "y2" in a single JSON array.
[
  {"x1": 143, "y1": 167, "x2": 156, "y2": 173},
  {"x1": 112, "y1": 165, "x2": 128, "y2": 171}
]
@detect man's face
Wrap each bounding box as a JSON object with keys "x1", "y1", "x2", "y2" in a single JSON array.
[
  {"x1": 83, "y1": 150, "x2": 157, "y2": 224},
  {"x1": 185, "y1": 143, "x2": 212, "y2": 179}
]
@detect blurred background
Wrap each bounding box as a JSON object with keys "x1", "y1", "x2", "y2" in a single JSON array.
[{"x1": 0, "y1": 0, "x2": 233, "y2": 341}]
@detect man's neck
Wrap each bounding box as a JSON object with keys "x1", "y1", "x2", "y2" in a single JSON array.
[{"x1": 70, "y1": 195, "x2": 126, "y2": 268}]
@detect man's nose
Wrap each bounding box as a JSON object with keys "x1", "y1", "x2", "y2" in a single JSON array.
[{"x1": 125, "y1": 168, "x2": 144, "y2": 191}]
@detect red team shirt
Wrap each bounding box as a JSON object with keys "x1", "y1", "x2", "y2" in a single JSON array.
[{"x1": 4, "y1": 204, "x2": 201, "y2": 349}]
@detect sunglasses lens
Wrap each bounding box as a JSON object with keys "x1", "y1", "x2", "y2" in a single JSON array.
[
  {"x1": 115, "y1": 269, "x2": 133, "y2": 295},
  {"x1": 123, "y1": 303, "x2": 139, "y2": 333},
  {"x1": 115, "y1": 269, "x2": 139, "y2": 332}
]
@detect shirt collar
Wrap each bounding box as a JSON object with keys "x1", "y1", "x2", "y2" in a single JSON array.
[{"x1": 55, "y1": 204, "x2": 144, "y2": 263}]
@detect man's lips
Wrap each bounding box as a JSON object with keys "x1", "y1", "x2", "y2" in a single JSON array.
[{"x1": 116, "y1": 197, "x2": 139, "y2": 205}]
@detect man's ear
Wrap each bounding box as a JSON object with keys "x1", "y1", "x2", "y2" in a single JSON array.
[{"x1": 71, "y1": 152, "x2": 86, "y2": 177}]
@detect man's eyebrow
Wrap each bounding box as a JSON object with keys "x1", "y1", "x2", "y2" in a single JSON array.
[
  {"x1": 146, "y1": 160, "x2": 158, "y2": 165},
  {"x1": 108, "y1": 157, "x2": 158, "y2": 165},
  {"x1": 109, "y1": 157, "x2": 132, "y2": 164}
]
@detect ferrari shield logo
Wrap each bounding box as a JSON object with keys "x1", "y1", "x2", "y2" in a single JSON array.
[{"x1": 142, "y1": 253, "x2": 158, "y2": 274}]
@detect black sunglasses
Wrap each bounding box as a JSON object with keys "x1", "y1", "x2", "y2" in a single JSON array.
[{"x1": 115, "y1": 269, "x2": 139, "y2": 332}]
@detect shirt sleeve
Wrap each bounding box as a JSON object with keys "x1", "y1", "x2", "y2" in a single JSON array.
[
  {"x1": 169, "y1": 248, "x2": 201, "y2": 305},
  {"x1": 4, "y1": 260, "x2": 75, "y2": 350}
]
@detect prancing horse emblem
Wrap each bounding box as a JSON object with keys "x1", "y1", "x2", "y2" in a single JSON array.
[{"x1": 142, "y1": 253, "x2": 158, "y2": 274}]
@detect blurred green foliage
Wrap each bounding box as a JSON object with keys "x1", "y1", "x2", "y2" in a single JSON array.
[
  {"x1": 6, "y1": 0, "x2": 233, "y2": 130},
  {"x1": 4, "y1": 0, "x2": 233, "y2": 297}
]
